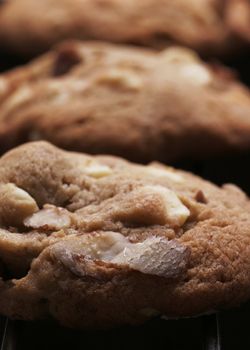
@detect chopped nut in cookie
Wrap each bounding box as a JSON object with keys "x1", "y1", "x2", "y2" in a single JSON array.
[
  {"x1": 0, "y1": 183, "x2": 38, "y2": 227},
  {"x1": 195, "y1": 190, "x2": 208, "y2": 204},
  {"x1": 54, "y1": 231, "x2": 190, "y2": 279},
  {"x1": 53, "y1": 45, "x2": 82, "y2": 77},
  {"x1": 24, "y1": 204, "x2": 73, "y2": 231}
]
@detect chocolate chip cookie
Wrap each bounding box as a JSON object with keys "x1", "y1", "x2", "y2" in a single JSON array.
[
  {"x1": 0, "y1": 141, "x2": 250, "y2": 329},
  {"x1": 1, "y1": 41, "x2": 250, "y2": 163},
  {"x1": 0, "y1": 0, "x2": 247, "y2": 56}
]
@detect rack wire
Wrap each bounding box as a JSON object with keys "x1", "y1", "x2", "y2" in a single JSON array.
[{"x1": 0, "y1": 313, "x2": 223, "y2": 350}]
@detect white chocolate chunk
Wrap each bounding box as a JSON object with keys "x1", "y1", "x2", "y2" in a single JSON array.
[
  {"x1": 84, "y1": 163, "x2": 113, "y2": 178},
  {"x1": 112, "y1": 185, "x2": 190, "y2": 226},
  {"x1": 179, "y1": 64, "x2": 211, "y2": 86},
  {"x1": 141, "y1": 185, "x2": 190, "y2": 226},
  {"x1": 55, "y1": 231, "x2": 189, "y2": 279},
  {"x1": 0, "y1": 183, "x2": 38, "y2": 227},
  {"x1": 24, "y1": 204, "x2": 72, "y2": 231}
]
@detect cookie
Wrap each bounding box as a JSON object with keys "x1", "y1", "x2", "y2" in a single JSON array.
[
  {"x1": 0, "y1": 0, "x2": 247, "y2": 56},
  {"x1": 1, "y1": 41, "x2": 250, "y2": 163},
  {"x1": 0, "y1": 140, "x2": 250, "y2": 329},
  {"x1": 226, "y1": 0, "x2": 250, "y2": 42}
]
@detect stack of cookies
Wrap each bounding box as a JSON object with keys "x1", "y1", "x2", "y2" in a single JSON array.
[{"x1": 0, "y1": 0, "x2": 250, "y2": 330}]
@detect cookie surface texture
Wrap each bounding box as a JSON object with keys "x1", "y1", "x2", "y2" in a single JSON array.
[{"x1": 0, "y1": 141, "x2": 250, "y2": 329}]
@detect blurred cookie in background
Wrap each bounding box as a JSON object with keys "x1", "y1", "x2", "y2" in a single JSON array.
[
  {"x1": 1, "y1": 41, "x2": 250, "y2": 163},
  {"x1": 0, "y1": 0, "x2": 249, "y2": 57},
  {"x1": 226, "y1": 0, "x2": 250, "y2": 43}
]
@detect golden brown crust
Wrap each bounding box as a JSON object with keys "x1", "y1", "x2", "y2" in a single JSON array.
[
  {"x1": 1, "y1": 41, "x2": 250, "y2": 163},
  {"x1": 0, "y1": 141, "x2": 250, "y2": 328},
  {"x1": 0, "y1": 0, "x2": 247, "y2": 56}
]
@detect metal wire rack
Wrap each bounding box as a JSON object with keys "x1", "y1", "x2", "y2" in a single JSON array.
[
  {"x1": 0, "y1": 305, "x2": 249, "y2": 350},
  {"x1": 0, "y1": 314, "x2": 220, "y2": 350}
]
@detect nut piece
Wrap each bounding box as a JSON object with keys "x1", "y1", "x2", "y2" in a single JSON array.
[
  {"x1": 111, "y1": 234, "x2": 189, "y2": 278},
  {"x1": 195, "y1": 190, "x2": 208, "y2": 204},
  {"x1": 54, "y1": 231, "x2": 190, "y2": 279},
  {"x1": 0, "y1": 183, "x2": 38, "y2": 227},
  {"x1": 24, "y1": 204, "x2": 72, "y2": 231}
]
